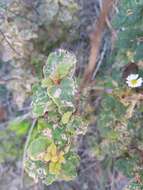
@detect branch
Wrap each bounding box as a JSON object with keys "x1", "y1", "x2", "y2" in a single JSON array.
[
  {"x1": 92, "y1": 39, "x2": 108, "y2": 79},
  {"x1": 0, "y1": 29, "x2": 22, "y2": 57},
  {"x1": 0, "y1": 76, "x2": 23, "y2": 84},
  {"x1": 80, "y1": 0, "x2": 116, "y2": 89},
  {"x1": 21, "y1": 118, "x2": 37, "y2": 188},
  {"x1": 0, "y1": 112, "x2": 31, "y2": 129}
]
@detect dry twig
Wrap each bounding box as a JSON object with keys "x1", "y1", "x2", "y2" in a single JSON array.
[{"x1": 80, "y1": 0, "x2": 116, "y2": 89}]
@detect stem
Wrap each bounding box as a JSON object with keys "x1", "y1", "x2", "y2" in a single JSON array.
[
  {"x1": 21, "y1": 118, "x2": 37, "y2": 188},
  {"x1": 81, "y1": 0, "x2": 115, "y2": 89}
]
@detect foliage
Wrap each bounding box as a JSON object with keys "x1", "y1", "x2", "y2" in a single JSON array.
[
  {"x1": 0, "y1": 120, "x2": 30, "y2": 163},
  {"x1": 89, "y1": 1, "x2": 143, "y2": 189},
  {"x1": 24, "y1": 49, "x2": 88, "y2": 185},
  {"x1": 111, "y1": 0, "x2": 143, "y2": 74}
]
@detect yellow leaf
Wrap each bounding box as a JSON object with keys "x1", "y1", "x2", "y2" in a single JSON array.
[
  {"x1": 49, "y1": 162, "x2": 61, "y2": 175},
  {"x1": 44, "y1": 143, "x2": 65, "y2": 164},
  {"x1": 43, "y1": 153, "x2": 51, "y2": 162},
  {"x1": 48, "y1": 143, "x2": 57, "y2": 156},
  {"x1": 61, "y1": 111, "x2": 72, "y2": 124},
  {"x1": 58, "y1": 152, "x2": 65, "y2": 163},
  {"x1": 44, "y1": 143, "x2": 57, "y2": 162},
  {"x1": 51, "y1": 155, "x2": 59, "y2": 163}
]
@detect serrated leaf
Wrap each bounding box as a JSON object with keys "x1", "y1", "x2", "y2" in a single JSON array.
[
  {"x1": 48, "y1": 77, "x2": 76, "y2": 113},
  {"x1": 56, "y1": 62, "x2": 74, "y2": 79},
  {"x1": 49, "y1": 162, "x2": 61, "y2": 175},
  {"x1": 43, "y1": 50, "x2": 76, "y2": 79},
  {"x1": 62, "y1": 153, "x2": 79, "y2": 178},
  {"x1": 32, "y1": 86, "x2": 49, "y2": 117},
  {"x1": 41, "y1": 78, "x2": 53, "y2": 88}
]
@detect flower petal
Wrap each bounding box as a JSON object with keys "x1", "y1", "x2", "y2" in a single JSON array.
[
  {"x1": 137, "y1": 78, "x2": 143, "y2": 86},
  {"x1": 126, "y1": 74, "x2": 139, "y2": 81}
]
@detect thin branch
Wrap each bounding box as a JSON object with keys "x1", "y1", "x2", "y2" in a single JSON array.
[
  {"x1": 0, "y1": 29, "x2": 22, "y2": 57},
  {"x1": 80, "y1": 0, "x2": 115, "y2": 89},
  {"x1": 76, "y1": 0, "x2": 116, "y2": 114},
  {"x1": 21, "y1": 118, "x2": 37, "y2": 188},
  {"x1": 92, "y1": 39, "x2": 108, "y2": 79},
  {"x1": 0, "y1": 76, "x2": 23, "y2": 84},
  {"x1": 0, "y1": 112, "x2": 31, "y2": 129},
  {"x1": 110, "y1": 160, "x2": 116, "y2": 190}
]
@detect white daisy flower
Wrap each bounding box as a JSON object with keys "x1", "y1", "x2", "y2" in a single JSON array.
[{"x1": 126, "y1": 74, "x2": 143, "y2": 88}]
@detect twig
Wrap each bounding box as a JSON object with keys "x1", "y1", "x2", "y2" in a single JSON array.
[
  {"x1": 0, "y1": 77, "x2": 23, "y2": 84},
  {"x1": 21, "y1": 118, "x2": 37, "y2": 188},
  {"x1": 92, "y1": 39, "x2": 108, "y2": 79},
  {"x1": 110, "y1": 162, "x2": 116, "y2": 190},
  {"x1": 80, "y1": 0, "x2": 115, "y2": 89},
  {"x1": 105, "y1": 17, "x2": 118, "y2": 49},
  {"x1": 0, "y1": 29, "x2": 22, "y2": 57},
  {"x1": 0, "y1": 112, "x2": 31, "y2": 129},
  {"x1": 76, "y1": 0, "x2": 116, "y2": 114}
]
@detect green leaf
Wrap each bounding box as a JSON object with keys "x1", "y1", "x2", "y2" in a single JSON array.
[
  {"x1": 62, "y1": 152, "x2": 79, "y2": 178},
  {"x1": 48, "y1": 77, "x2": 76, "y2": 113},
  {"x1": 101, "y1": 95, "x2": 126, "y2": 118},
  {"x1": 43, "y1": 174, "x2": 56, "y2": 185},
  {"x1": 28, "y1": 137, "x2": 51, "y2": 161},
  {"x1": 43, "y1": 49, "x2": 76, "y2": 79},
  {"x1": 66, "y1": 116, "x2": 83, "y2": 134},
  {"x1": 57, "y1": 62, "x2": 75, "y2": 79},
  {"x1": 9, "y1": 120, "x2": 30, "y2": 136},
  {"x1": 32, "y1": 86, "x2": 49, "y2": 117},
  {"x1": 115, "y1": 158, "x2": 135, "y2": 178},
  {"x1": 37, "y1": 119, "x2": 52, "y2": 132},
  {"x1": 41, "y1": 78, "x2": 53, "y2": 88},
  {"x1": 52, "y1": 127, "x2": 65, "y2": 142}
]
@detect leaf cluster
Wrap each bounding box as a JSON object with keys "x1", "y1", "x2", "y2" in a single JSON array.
[{"x1": 25, "y1": 50, "x2": 88, "y2": 185}]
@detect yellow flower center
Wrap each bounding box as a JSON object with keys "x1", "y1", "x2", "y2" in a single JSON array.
[{"x1": 131, "y1": 79, "x2": 138, "y2": 85}]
